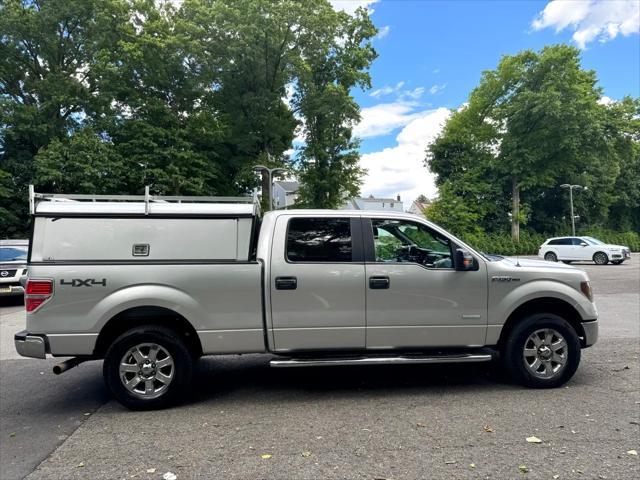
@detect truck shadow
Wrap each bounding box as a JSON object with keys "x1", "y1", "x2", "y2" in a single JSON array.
[{"x1": 189, "y1": 355, "x2": 515, "y2": 405}]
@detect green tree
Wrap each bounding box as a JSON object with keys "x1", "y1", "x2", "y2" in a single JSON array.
[
  {"x1": 0, "y1": 0, "x2": 131, "y2": 233},
  {"x1": 34, "y1": 128, "x2": 127, "y2": 194},
  {"x1": 293, "y1": 4, "x2": 377, "y2": 208},
  {"x1": 427, "y1": 45, "x2": 638, "y2": 239}
]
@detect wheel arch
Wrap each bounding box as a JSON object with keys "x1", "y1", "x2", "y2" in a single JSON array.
[
  {"x1": 497, "y1": 297, "x2": 586, "y2": 350},
  {"x1": 93, "y1": 306, "x2": 203, "y2": 358}
]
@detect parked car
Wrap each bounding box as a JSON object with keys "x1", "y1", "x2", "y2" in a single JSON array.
[
  {"x1": 16, "y1": 188, "x2": 598, "y2": 409},
  {"x1": 538, "y1": 236, "x2": 631, "y2": 265},
  {"x1": 0, "y1": 239, "x2": 29, "y2": 298}
]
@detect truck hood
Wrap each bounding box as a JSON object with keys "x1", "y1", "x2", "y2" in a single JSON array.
[{"x1": 500, "y1": 257, "x2": 579, "y2": 271}]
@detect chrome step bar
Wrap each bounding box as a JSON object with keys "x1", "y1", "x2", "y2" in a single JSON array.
[{"x1": 270, "y1": 353, "x2": 493, "y2": 368}]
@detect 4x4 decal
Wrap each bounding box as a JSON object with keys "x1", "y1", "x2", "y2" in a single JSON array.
[{"x1": 60, "y1": 278, "x2": 106, "y2": 287}]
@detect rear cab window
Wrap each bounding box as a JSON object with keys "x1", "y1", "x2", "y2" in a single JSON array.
[{"x1": 286, "y1": 217, "x2": 353, "y2": 262}]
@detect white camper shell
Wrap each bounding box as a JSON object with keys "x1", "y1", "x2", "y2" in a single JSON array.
[{"x1": 29, "y1": 187, "x2": 260, "y2": 263}]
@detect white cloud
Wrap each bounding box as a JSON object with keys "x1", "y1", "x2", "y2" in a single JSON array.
[
  {"x1": 598, "y1": 95, "x2": 615, "y2": 105},
  {"x1": 329, "y1": 0, "x2": 379, "y2": 15},
  {"x1": 354, "y1": 101, "x2": 424, "y2": 138},
  {"x1": 532, "y1": 0, "x2": 640, "y2": 48},
  {"x1": 429, "y1": 83, "x2": 446, "y2": 95},
  {"x1": 370, "y1": 81, "x2": 405, "y2": 98},
  {"x1": 376, "y1": 25, "x2": 390, "y2": 40},
  {"x1": 403, "y1": 87, "x2": 425, "y2": 100},
  {"x1": 358, "y1": 108, "x2": 451, "y2": 206}
]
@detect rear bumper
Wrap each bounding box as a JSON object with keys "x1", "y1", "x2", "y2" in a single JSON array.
[
  {"x1": 581, "y1": 319, "x2": 598, "y2": 348},
  {"x1": 14, "y1": 330, "x2": 46, "y2": 359}
]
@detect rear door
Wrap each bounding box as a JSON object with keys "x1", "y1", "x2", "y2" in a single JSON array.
[
  {"x1": 555, "y1": 238, "x2": 573, "y2": 259},
  {"x1": 363, "y1": 217, "x2": 488, "y2": 349},
  {"x1": 269, "y1": 215, "x2": 366, "y2": 351}
]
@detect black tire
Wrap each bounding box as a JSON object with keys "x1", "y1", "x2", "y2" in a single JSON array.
[
  {"x1": 562, "y1": 260, "x2": 572, "y2": 264},
  {"x1": 544, "y1": 252, "x2": 557, "y2": 262},
  {"x1": 611, "y1": 260, "x2": 623, "y2": 265},
  {"x1": 502, "y1": 313, "x2": 581, "y2": 388},
  {"x1": 593, "y1": 251, "x2": 609, "y2": 265},
  {"x1": 103, "y1": 325, "x2": 194, "y2": 410}
]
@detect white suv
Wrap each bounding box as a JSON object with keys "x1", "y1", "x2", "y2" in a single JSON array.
[{"x1": 539, "y1": 236, "x2": 631, "y2": 265}]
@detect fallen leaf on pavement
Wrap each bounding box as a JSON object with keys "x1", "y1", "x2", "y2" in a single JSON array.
[
  {"x1": 9, "y1": 432, "x2": 15, "y2": 438},
  {"x1": 483, "y1": 425, "x2": 494, "y2": 433},
  {"x1": 83, "y1": 413, "x2": 91, "y2": 416},
  {"x1": 261, "y1": 454, "x2": 272, "y2": 459},
  {"x1": 146, "y1": 468, "x2": 156, "y2": 473},
  {"x1": 518, "y1": 464, "x2": 528, "y2": 473},
  {"x1": 526, "y1": 436, "x2": 542, "y2": 444},
  {"x1": 301, "y1": 451, "x2": 312, "y2": 458},
  {"x1": 416, "y1": 422, "x2": 425, "y2": 428},
  {"x1": 469, "y1": 463, "x2": 476, "y2": 469},
  {"x1": 77, "y1": 462, "x2": 85, "y2": 468},
  {"x1": 627, "y1": 450, "x2": 638, "y2": 456},
  {"x1": 444, "y1": 460, "x2": 456, "y2": 465},
  {"x1": 553, "y1": 476, "x2": 559, "y2": 479},
  {"x1": 163, "y1": 473, "x2": 177, "y2": 480}
]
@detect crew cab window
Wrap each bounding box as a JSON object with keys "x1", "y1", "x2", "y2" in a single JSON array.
[
  {"x1": 548, "y1": 238, "x2": 570, "y2": 245},
  {"x1": 286, "y1": 218, "x2": 352, "y2": 262},
  {"x1": 371, "y1": 219, "x2": 453, "y2": 269}
]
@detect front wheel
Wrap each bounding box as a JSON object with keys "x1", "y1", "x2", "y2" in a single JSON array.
[
  {"x1": 103, "y1": 325, "x2": 194, "y2": 410},
  {"x1": 502, "y1": 313, "x2": 581, "y2": 388},
  {"x1": 544, "y1": 252, "x2": 557, "y2": 262},
  {"x1": 593, "y1": 252, "x2": 609, "y2": 265}
]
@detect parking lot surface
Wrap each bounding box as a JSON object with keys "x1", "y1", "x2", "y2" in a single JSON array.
[{"x1": 1, "y1": 256, "x2": 638, "y2": 479}]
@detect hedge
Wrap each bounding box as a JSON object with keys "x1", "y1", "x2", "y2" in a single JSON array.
[{"x1": 460, "y1": 230, "x2": 640, "y2": 256}]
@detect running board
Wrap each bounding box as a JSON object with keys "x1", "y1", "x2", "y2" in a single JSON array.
[{"x1": 270, "y1": 353, "x2": 493, "y2": 368}]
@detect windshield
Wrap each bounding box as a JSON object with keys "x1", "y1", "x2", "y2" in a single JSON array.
[
  {"x1": 0, "y1": 247, "x2": 28, "y2": 262},
  {"x1": 583, "y1": 237, "x2": 604, "y2": 245}
]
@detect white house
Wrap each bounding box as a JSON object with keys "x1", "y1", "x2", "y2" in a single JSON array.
[
  {"x1": 407, "y1": 196, "x2": 431, "y2": 217},
  {"x1": 273, "y1": 181, "x2": 300, "y2": 209},
  {"x1": 341, "y1": 195, "x2": 404, "y2": 212}
]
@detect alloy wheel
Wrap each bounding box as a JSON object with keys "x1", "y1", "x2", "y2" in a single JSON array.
[
  {"x1": 119, "y1": 343, "x2": 174, "y2": 399},
  {"x1": 523, "y1": 328, "x2": 568, "y2": 379}
]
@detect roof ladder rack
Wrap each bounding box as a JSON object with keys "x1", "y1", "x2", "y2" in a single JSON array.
[{"x1": 28, "y1": 185, "x2": 260, "y2": 215}]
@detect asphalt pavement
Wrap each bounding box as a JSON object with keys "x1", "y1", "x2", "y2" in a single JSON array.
[{"x1": 0, "y1": 256, "x2": 638, "y2": 480}]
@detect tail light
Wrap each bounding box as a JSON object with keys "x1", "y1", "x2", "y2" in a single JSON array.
[{"x1": 25, "y1": 279, "x2": 53, "y2": 313}]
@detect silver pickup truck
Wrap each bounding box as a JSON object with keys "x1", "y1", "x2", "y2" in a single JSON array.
[{"x1": 16, "y1": 188, "x2": 598, "y2": 409}]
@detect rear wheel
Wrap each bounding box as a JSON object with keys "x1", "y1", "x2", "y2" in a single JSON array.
[
  {"x1": 544, "y1": 252, "x2": 557, "y2": 262},
  {"x1": 103, "y1": 325, "x2": 194, "y2": 410},
  {"x1": 502, "y1": 313, "x2": 581, "y2": 388},
  {"x1": 593, "y1": 252, "x2": 609, "y2": 265}
]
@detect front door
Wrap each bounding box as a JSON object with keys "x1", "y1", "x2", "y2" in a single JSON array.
[
  {"x1": 363, "y1": 217, "x2": 488, "y2": 349},
  {"x1": 270, "y1": 216, "x2": 366, "y2": 351}
]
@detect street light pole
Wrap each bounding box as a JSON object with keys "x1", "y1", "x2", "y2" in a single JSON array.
[
  {"x1": 560, "y1": 184, "x2": 586, "y2": 236},
  {"x1": 253, "y1": 165, "x2": 286, "y2": 211}
]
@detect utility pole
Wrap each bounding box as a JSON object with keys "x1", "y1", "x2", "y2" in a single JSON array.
[
  {"x1": 560, "y1": 184, "x2": 586, "y2": 236},
  {"x1": 253, "y1": 165, "x2": 286, "y2": 211}
]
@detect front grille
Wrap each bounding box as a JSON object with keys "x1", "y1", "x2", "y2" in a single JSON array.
[{"x1": 0, "y1": 269, "x2": 17, "y2": 278}]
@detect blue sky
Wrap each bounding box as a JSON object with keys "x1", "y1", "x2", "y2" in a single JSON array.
[{"x1": 329, "y1": 0, "x2": 640, "y2": 206}]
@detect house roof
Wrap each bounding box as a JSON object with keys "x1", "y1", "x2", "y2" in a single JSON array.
[{"x1": 275, "y1": 181, "x2": 300, "y2": 192}]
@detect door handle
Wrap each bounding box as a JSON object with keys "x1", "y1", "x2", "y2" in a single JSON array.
[
  {"x1": 275, "y1": 276, "x2": 297, "y2": 290},
  {"x1": 369, "y1": 276, "x2": 390, "y2": 289}
]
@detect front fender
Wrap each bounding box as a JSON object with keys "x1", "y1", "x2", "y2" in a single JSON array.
[{"x1": 491, "y1": 279, "x2": 597, "y2": 325}]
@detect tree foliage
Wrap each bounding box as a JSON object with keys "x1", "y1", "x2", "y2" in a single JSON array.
[
  {"x1": 427, "y1": 45, "x2": 640, "y2": 240},
  {"x1": 0, "y1": 0, "x2": 377, "y2": 236}
]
